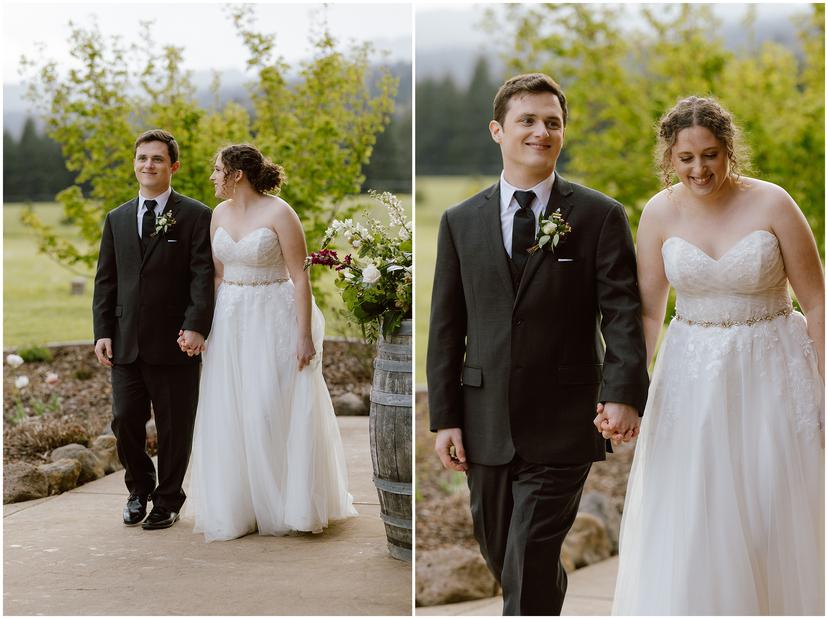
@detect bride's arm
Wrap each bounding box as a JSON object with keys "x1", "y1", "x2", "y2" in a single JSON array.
[
  {"x1": 770, "y1": 188, "x2": 824, "y2": 378},
  {"x1": 636, "y1": 198, "x2": 671, "y2": 369},
  {"x1": 273, "y1": 200, "x2": 315, "y2": 370}
]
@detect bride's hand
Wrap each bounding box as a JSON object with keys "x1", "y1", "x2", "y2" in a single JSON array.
[{"x1": 297, "y1": 335, "x2": 316, "y2": 371}]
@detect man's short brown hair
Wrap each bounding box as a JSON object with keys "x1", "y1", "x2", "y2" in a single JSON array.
[
  {"x1": 134, "y1": 129, "x2": 179, "y2": 163},
  {"x1": 493, "y1": 73, "x2": 568, "y2": 127}
]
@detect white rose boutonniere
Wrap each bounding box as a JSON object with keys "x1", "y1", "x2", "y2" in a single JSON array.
[
  {"x1": 152, "y1": 212, "x2": 176, "y2": 237},
  {"x1": 528, "y1": 209, "x2": 572, "y2": 255}
]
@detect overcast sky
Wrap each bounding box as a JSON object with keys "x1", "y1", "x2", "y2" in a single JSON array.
[{"x1": 3, "y1": 2, "x2": 412, "y2": 83}]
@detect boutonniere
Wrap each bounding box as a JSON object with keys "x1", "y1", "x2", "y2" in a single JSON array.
[
  {"x1": 527, "y1": 209, "x2": 572, "y2": 255},
  {"x1": 152, "y1": 212, "x2": 176, "y2": 237}
]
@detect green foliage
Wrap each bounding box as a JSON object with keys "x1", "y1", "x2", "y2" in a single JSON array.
[
  {"x1": 4, "y1": 119, "x2": 75, "y2": 201},
  {"x1": 18, "y1": 345, "x2": 54, "y2": 363},
  {"x1": 19, "y1": 7, "x2": 398, "y2": 308},
  {"x1": 495, "y1": 4, "x2": 824, "y2": 244}
]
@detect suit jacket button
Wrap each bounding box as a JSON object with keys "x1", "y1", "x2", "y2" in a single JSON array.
[{"x1": 515, "y1": 319, "x2": 523, "y2": 326}]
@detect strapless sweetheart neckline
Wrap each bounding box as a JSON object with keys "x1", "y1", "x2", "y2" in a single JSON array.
[
  {"x1": 662, "y1": 229, "x2": 776, "y2": 263},
  {"x1": 216, "y1": 226, "x2": 278, "y2": 244}
]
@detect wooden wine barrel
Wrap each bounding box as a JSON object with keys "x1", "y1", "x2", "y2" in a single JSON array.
[{"x1": 369, "y1": 319, "x2": 412, "y2": 561}]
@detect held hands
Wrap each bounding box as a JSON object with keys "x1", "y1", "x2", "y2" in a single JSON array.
[
  {"x1": 594, "y1": 402, "x2": 640, "y2": 446},
  {"x1": 297, "y1": 334, "x2": 316, "y2": 371},
  {"x1": 94, "y1": 338, "x2": 114, "y2": 367},
  {"x1": 435, "y1": 428, "x2": 469, "y2": 472},
  {"x1": 177, "y1": 330, "x2": 206, "y2": 356}
]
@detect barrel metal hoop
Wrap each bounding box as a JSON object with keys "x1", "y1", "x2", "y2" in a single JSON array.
[
  {"x1": 370, "y1": 390, "x2": 412, "y2": 407},
  {"x1": 376, "y1": 343, "x2": 411, "y2": 356},
  {"x1": 373, "y1": 475, "x2": 412, "y2": 495},
  {"x1": 387, "y1": 544, "x2": 412, "y2": 562},
  {"x1": 380, "y1": 512, "x2": 413, "y2": 530},
  {"x1": 373, "y1": 358, "x2": 413, "y2": 373}
]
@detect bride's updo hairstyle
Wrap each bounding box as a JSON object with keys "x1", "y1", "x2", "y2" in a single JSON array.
[
  {"x1": 656, "y1": 96, "x2": 751, "y2": 189},
  {"x1": 218, "y1": 144, "x2": 285, "y2": 194}
]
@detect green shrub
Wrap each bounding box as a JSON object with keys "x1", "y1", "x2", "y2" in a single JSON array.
[{"x1": 17, "y1": 345, "x2": 53, "y2": 363}]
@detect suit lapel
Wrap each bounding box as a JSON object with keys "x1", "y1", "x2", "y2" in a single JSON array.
[
  {"x1": 514, "y1": 175, "x2": 576, "y2": 306},
  {"x1": 122, "y1": 198, "x2": 142, "y2": 264},
  {"x1": 141, "y1": 191, "x2": 180, "y2": 269},
  {"x1": 479, "y1": 182, "x2": 516, "y2": 301}
]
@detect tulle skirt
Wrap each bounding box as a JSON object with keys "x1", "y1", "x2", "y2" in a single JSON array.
[
  {"x1": 187, "y1": 280, "x2": 357, "y2": 542},
  {"x1": 613, "y1": 312, "x2": 824, "y2": 615}
]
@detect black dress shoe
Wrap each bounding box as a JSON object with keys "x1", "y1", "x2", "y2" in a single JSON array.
[
  {"x1": 123, "y1": 493, "x2": 150, "y2": 526},
  {"x1": 142, "y1": 505, "x2": 180, "y2": 530}
]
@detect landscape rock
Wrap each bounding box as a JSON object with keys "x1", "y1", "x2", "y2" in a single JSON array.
[
  {"x1": 50, "y1": 443, "x2": 105, "y2": 484},
  {"x1": 579, "y1": 491, "x2": 622, "y2": 553},
  {"x1": 90, "y1": 434, "x2": 122, "y2": 474},
  {"x1": 4, "y1": 462, "x2": 49, "y2": 504},
  {"x1": 562, "y1": 512, "x2": 611, "y2": 569},
  {"x1": 332, "y1": 392, "x2": 367, "y2": 416},
  {"x1": 415, "y1": 545, "x2": 500, "y2": 607},
  {"x1": 38, "y1": 458, "x2": 82, "y2": 495}
]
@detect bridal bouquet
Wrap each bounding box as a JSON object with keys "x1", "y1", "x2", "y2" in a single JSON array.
[{"x1": 305, "y1": 191, "x2": 412, "y2": 341}]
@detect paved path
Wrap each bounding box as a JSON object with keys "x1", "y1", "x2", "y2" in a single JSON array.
[
  {"x1": 416, "y1": 556, "x2": 618, "y2": 616},
  {"x1": 4, "y1": 417, "x2": 412, "y2": 616}
]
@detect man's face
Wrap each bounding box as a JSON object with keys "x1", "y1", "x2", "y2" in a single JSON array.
[
  {"x1": 489, "y1": 92, "x2": 565, "y2": 181},
  {"x1": 134, "y1": 140, "x2": 179, "y2": 196}
]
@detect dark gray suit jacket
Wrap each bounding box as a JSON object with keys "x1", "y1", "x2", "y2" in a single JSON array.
[
  {"x1": 92, "y1": 190, "x2": 214, "y2": 365},
  {"x1": 427, "y1": 175, "x2": 649, "y2": 465}
]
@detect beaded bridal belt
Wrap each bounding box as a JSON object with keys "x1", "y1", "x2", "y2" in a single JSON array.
[
  {"x1": 674, "y1": 306, "x2": 793, "y2": 328},
  {"x1": 222, "y1": 278, "x2": 288, "y2": 287}
]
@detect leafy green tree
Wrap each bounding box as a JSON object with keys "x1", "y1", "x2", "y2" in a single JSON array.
[{"x1": 19, "y1": 7, "x2": 398, "y2": 285}]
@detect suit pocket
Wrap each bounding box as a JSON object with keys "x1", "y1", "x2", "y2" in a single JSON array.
[
  {"x1": 114, "y1": 305, "x2": 123, "y2": 317},
  {"x1": 462, "y1": 365, "x2": 483, "y2": 387},
  {"x1": 557, "y1": 364, "x2": 602, "y2": 385}
]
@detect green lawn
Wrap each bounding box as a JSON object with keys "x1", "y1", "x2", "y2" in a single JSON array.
[
  {"x1": 414, "y1": 176, "x2": 498, "y2": 385},
  {"x1": 4, "y1": 194, "x2": 411, "y2": 348}
]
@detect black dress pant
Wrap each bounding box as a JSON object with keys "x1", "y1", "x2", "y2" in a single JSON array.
[
  {"x1": 110, "y1": 358, "x2": 200, "y2": 511},
  {"x1": 467, "y1": 454, "x2": 592, "y2": 616}
]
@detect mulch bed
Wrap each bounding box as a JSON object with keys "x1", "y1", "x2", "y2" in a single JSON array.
[
  {"x1": 4, "y1": 340, "x2": 374, "y2": 467},
  {"x1": 415, "y1": 391, "x2": 636, "y2": 553}
]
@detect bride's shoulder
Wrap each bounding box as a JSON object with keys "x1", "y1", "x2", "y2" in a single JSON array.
[
  {"x1": 736, "y1": 177, "x2": 798, "y2": 213},
  {"x1": 641, "y1": 187, "x2": 678, "y2": 221}
]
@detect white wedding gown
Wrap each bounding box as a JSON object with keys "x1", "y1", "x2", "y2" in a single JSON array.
[
  {"x1": 613, "y1": 230, "x2": 824, "y2": 615},
  {"x1": 188, "y1": 226, "x2": 357, "y2": 541}
]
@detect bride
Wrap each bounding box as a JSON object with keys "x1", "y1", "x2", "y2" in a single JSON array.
[
  {"x1": 186, "y1": 144, "x2": 357, "y2": 541},
  {"x1": 604, "y1": 97, "x2": 824, "y2": 614}
]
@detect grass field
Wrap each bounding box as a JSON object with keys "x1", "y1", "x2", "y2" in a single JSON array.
[{"x1": 4, "y1": 194, "x2": 410, "y2": 348}]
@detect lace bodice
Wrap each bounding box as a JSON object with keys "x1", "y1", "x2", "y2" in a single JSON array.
[
  {"x1": 662, "y1": 230, "x2": 792, "y2": 324},
  {"x1": 213, "y1": 227, "x2": 289, "y2": 283}
]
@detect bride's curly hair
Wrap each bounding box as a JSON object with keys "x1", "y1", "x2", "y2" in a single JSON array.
[
  {"x1": 217, "y1": 144, "x2": 286, "y2": 195},
  {"x1": 656, "y1": 96, "x2": 751, "y2": 189}
]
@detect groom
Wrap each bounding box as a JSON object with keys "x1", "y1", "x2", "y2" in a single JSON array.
[
  {"x1": 93, "y1": 129, "x2": 214, "y2": 529},
  {"x1": 427, "y1": 74, "x2": 649, "y2": 615}
]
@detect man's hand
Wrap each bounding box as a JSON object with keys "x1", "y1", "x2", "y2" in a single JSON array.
[
  {"x1": 594, "y1": 402, "x2": 640, "y2": 444},
  {"x1": 94, "y1": 338, "x2": 114, "y2": 367},
  {"x1": 177, "y1": 330, "x2": 206, "y2": 356},
  {"x1": 435, "y1": 428, "x2": 469, "y2": 472}
]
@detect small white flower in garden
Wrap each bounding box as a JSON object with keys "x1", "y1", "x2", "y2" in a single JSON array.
[
  {"x1": 362, "y1": 264, "x2": 382, "y2": 284},
  {"x1": 6, "y1": 354, "x2": 24, "y2": 368},
  {"x1": 542, "y1": 221, "x2": 558, "y2": 235},
  {"x1": 351, "y1": 239, "x2": 361, "y2": 249},
  {"x1": 399, "y1": 228, "x2": 409, "y2": 240},
  {"x1": 45, "y1": 372, "x2": 59, "y2": 385},
  {"x1": 342, "y1": 268, "x2": 355, "y2": 281},
  {"x1": 15, "y1": 375, "x2": 29, "y2": 389}
]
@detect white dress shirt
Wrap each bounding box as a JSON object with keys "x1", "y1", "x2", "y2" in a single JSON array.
[
  {"x1": 499, "y1": 171, "x2": 556, "y2": 257},
  {"x1": 137, "y1": 187, "x2": 172, "y2": 238}
]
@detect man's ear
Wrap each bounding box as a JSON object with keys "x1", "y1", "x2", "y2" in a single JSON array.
[
  {"x1": 171, "y1": 161, "x2": 181, "y2": 175},
  {"x1": 489, "y1": 120, "x2": 503, "y2": 144}
]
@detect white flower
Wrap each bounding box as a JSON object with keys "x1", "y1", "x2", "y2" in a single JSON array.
[
  {"x1": 351, "y1": 239, "x2": 361, "y2": 249},
  {"x1": 542, "y1": 222, "x2": 558, "y2": 235},
  {"x1": 15, "y1": 375, "x2": 29, "y2": 389},
  {"x1": 45, "y1": 372, "x2": 59, "y2": 385},
  {"x1": 341, "y1": 268, "x2": 355, "y2": 281},
  {"x1": 362, "y1": 264, "x2": 381, "y2": 284},
  {"x1": 6, "y1": 354, "x2": 24, "y2": 368},
  {"x1": 399, "y1": 228, "x2": 410, "y2": 240}
]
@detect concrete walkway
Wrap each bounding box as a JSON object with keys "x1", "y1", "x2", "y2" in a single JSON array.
[
  {"x1": 416, "y1": 556, "x2": 618, "y2": 616},
  {"x1": 4, "y1": 417, "x2": 412, "y2": 615}
]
